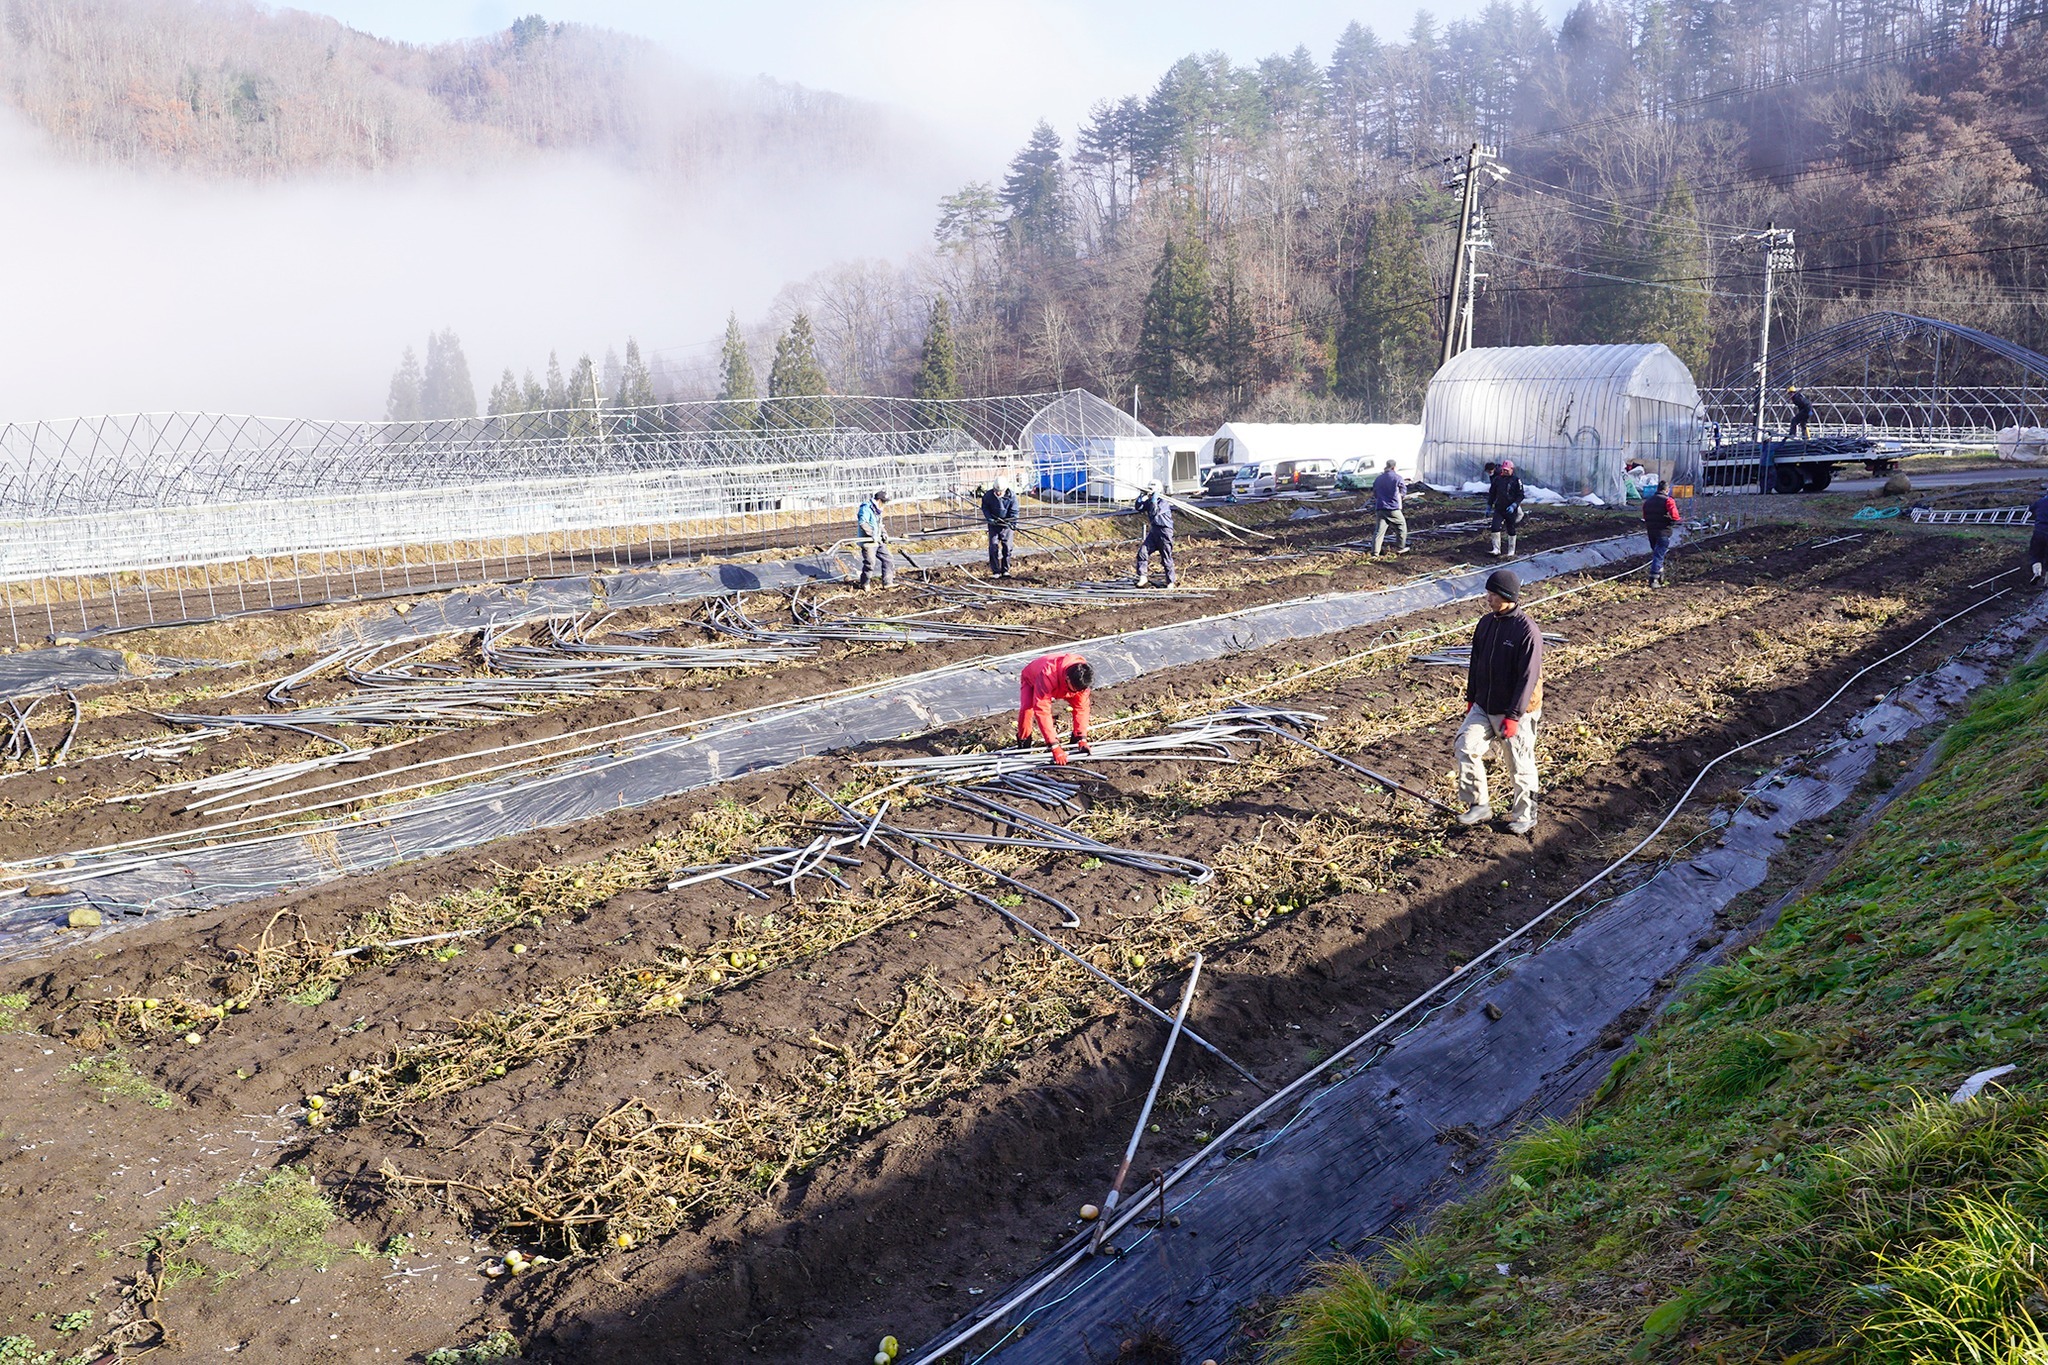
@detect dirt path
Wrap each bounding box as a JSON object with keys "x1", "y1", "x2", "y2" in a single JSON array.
[{"x1": 0, "y1": 522, "x2": 2009, "y2": 1365}]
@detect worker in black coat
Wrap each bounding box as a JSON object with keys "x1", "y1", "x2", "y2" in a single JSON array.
[
  {"x1": 1787, "y1": 386, "x2": 1816, "y2": 439},
  {"x1": 1456, "y1": 568, "x2": 1544, "y2": 835},
  {"x1": 1487, "y1": 459, "x2": 1526, "y2": 558},
  {"x1": 979, "y1": 480, "x2": 1019, "y2": 577},
  {"x1": 2029, "y1": 488, "x2": 2048, "y2": 586}
]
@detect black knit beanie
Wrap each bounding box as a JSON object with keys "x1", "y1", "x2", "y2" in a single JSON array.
[{"x1": 1484, "y1": 569, "x2": 1522, "y2": 602}]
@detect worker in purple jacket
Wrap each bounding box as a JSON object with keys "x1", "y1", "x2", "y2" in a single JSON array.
[{"x1": 1371, "y1": 459, "x2": 1409, "y2": 556}]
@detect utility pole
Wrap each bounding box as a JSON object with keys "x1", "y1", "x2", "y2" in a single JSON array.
[
  {"x1": 1461, "y1": 207, "x2": 1495, "y2": 354},
  {"x1": 1733, "y1": 223, "x2": 1797, "y2": 440},
  {"x1": 1440, "y1": 144, "x2": 1507, "y2": 369}
]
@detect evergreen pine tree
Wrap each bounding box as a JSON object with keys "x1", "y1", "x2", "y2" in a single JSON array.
[
  {"x1": 1214, "y1": 261, "x2": 1257, "y2": 410},
  {"x1": 425, "y1": 329, "x2": 477, "y2": 419},
  {"x1": 565, "y1": 353, "x2": 600, "y2": 442},
  {"x1": 385, "y1": 346, "x2": 423, "y2": 423},
  {"x1": 1637, "y1": 179, "x2": 1712, "y2": 374},
  {"x1": 1337, "y1": 202, "x2": 1435, "y2": 419},
  {"x1": 542, "y1": 352, "x2": 569, "y2": 411},
  {"x1": 487, "y1": 368, "x2": 520, "y2": 416},
  {"x1": 911, "y1": 296, "x2": 961, "y2": 425},
  {"x1": 600, "y1": 346, "x2": 624, "y2": 405},
  {"x1": 999, "y1": 121, "x2": 1072, "y2": 257},
  {"x1": 521, "y1": 370, "x2": 545, "y2": 411},
  {"x1": 1134, "y1": 227, "x2": 1214, "y2": 420},
  {"x1": 1580, "y1": 205, "x2": 1641, "y2": 344},
  {"x1": 716, "y1": 313, "x2": 759, "y2": 433},
  {"x1": 764, "y1": 313, "x2": 832, "y2": 431},
  {"x1": 615, "y1": 338, "x2": 657, "y2": 410}
]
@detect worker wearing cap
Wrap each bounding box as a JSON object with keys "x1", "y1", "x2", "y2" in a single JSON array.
[
  {"x1": 1787, "y1": 386, "x2": 1815, "y2": 440},
  {"x1": 2029, "y1": 486, "x2": 2048, "y2": 585},
  {"x1": 1134, "y1": 480, "x2": 1177, "y2": 587},
  {"x1": 1455, "y1": 569, "x2": 1544, "y2": 835},
  {"x1": 855, "y1": 489, "x2": 893, "y2": 589},
  {"x1": 1487, "y1": 459, "x2": 1525, "y2": 558},
  {"x1": 1017, "y1": 652, "x2": 1094, "y2": 765},
  {"x1": 980, "y1": 478, "x2": 1019, "y2": 578},
  {"x1": 1371, "y1": 459, "x2": 1409, "y2": 556}
]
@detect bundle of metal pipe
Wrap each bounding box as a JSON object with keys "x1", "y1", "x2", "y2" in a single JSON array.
[
  {"x1": 701, "y1": 589, "x2": 1048, "y2": 648},
  {"x1": 481, "y1": 615, "x2": 810, "y2": 674}
]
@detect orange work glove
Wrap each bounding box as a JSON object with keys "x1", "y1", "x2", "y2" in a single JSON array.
[
  {"x1": 1500, "y1": 716, "x2": 1520, "y2": 739},
  {"x1": 1050, "y1": 746, "x2": 1070, "y2": 766},
  {"x1": 1073, "y1": 738, "x2": 1093, "y2": 756}
]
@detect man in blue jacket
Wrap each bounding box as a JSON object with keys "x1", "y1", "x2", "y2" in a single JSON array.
[
  {"x1": 979, "y1": 479, "x2": 1019, "y2": 577},
  {"x1": 855, "y1": 489, "x2": 893, "y2": 589},
  {"x1": 1371, "y1": 459, "x2": 1409, "y2": 556},
  {"x1": 1134, "y1": 480, "x2": 1177, "y2": 587}
]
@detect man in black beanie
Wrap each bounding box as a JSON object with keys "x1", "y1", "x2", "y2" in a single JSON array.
[{"x1": 1455, "y1": 568, "x2": 1544, "y2": 835}]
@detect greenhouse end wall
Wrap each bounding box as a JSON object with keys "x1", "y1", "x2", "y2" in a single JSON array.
[{"x1": 1418, "y1": 343, "x2": 1704, "y2": 505}]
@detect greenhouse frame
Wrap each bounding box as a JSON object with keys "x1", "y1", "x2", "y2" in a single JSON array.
[
  {"x1": 0, "y1": 390, "x2": 1139, "y2": 644},
  {"x1": 1418, "y1": 344, "x2": 1704, "y2": 505}
]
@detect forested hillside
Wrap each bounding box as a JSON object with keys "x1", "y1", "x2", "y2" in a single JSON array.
[
  {"x1": 740, "y1": 0, "x2": 2048, "y2": 431},
  {"x1": 0, "y1": 0, "x2": 906, "y2": 181}
]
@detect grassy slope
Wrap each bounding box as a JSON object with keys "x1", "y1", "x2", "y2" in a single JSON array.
[{"x1": 1266, "y1": 655, "x2": 2048, "y2": 1364}]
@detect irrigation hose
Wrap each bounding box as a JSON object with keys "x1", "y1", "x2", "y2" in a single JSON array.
[{"x1": 907, "y1": 569, "x2": 2024, "y2": 1365}]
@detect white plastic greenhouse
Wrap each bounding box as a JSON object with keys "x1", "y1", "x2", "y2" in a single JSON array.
[{"x1": 1418, "y1": 344, "x2": 1703, "y2": 505}]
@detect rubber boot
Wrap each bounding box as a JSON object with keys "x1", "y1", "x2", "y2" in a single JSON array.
[
  {"x1": 1490, "y1": 533, "x2": 1502, "y2": 557},
  {"x1": 1505, "y1": 535, "x2": 1518, "y2": 557}
]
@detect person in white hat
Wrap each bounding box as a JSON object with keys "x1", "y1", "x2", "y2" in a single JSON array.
[{"x1": 1133, "y1": 480, "x2": 1177, "y2": 587}]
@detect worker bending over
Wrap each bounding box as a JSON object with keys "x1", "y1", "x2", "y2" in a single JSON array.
[
  {"x1": 2030, "y1": 486, "x2": 2048, "y2": 585},
  {"x1": 980, "y1": 479, "x2": 1019, "y2": 578},
  {"x1": 1488, "y1": 459, "x2": 1525, "y2": 558},
  {"x1": 855, "y1": 489, "x2": 893, "y2": 590},
  {"x1": 1017, "y1": 652, "x2": 1094, "y2": 766},
  {"x1": 1455, "y1": 569, "x2": 1544, "y2": 836},
  {"x1": 1642, "y1": 479, "x2": 1683, "y2": 588},
  {"x1": 1134, "y1": 481, "x2": 1177, "y2": 587}
]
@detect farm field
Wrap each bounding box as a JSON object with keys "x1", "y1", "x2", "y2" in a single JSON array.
[{"x1": 0, "y1": 499, "x2": 2031, "y2": 1365}]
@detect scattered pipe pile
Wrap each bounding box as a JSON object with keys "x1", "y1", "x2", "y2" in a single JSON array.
[
  {"x1": 1, "y1": 691, "x2": 80, "y2": 769},
  {"x1": 702, "y1": 587, "x2": 1049, "y2": 647}
]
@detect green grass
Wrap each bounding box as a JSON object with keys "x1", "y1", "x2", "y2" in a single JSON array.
[
  {"x1": 0, "y1": 993, "x2": 28, "y2": 1030},
  {"x1": 153, "y1": 1167, "x2": 343, "y2": 1278},
  {"x1": 67, "y1": 1053, "x2": 177, "y2": 1109},
  {"x1": 1264, "y1": 656, "x2": 2048, "y2": 1363},
  {"x1": 423, "y1": 1332, "x2": 519, "y2": 1364}
]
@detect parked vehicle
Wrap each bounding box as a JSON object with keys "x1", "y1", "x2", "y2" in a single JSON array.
[
  {"x1": 1275, "y1": 457, "x2": 1339, "y2": 491},
  {"x1": 1335, "y1": 457, "x2": 1375, "y2": 492},
  {"x1": 1230, "y1": 463, "x2": 1277, "y2": 497},
  {"x1": 1202, "y1": 463, "x2": 1243, "y2": 497}
]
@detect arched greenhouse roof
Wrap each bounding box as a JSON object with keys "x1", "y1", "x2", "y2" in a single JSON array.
[{"x1": 1420, "y1": 343, "x2": 1702, "y2": 504}]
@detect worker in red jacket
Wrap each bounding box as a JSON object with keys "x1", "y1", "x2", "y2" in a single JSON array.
[{"x1": 1017, "y1": 652, "x2": 1095, "y2": 765}]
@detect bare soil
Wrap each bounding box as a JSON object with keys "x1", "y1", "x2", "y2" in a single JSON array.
[{"x1": 0, "y1": 518, "x2": 2021, "y2": 1365}]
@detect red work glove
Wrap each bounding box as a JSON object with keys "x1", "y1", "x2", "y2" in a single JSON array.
[
  {"x1": 1073, "y1": 738, "x2": 1093, "y2": 756},
  {"x1": 1050, "y1": 746, "x2": 1070, "y2": 766},
  {"x1": 1500, "y1": 716, "x2": 1520, "y2": 739}
]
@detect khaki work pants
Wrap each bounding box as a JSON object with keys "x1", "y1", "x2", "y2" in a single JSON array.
[{"x1": 1454, "y1": 704, "x2": 1540, "y2": 821}]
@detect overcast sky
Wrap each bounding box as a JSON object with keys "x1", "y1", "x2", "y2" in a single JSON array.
[{"x1": 297, "y1": 0, "x2": 1490, "y2": 162}]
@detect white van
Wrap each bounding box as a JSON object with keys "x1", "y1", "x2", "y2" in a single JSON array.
[{"x1": 1230, "y1": 463, "x2": 1276, "y2": 497}]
